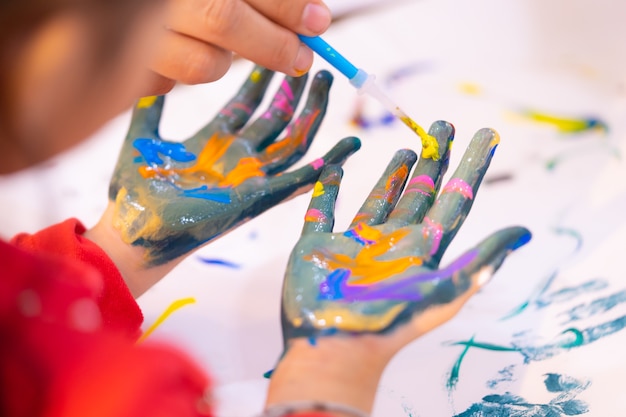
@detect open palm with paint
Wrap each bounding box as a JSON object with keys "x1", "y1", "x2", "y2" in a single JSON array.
[
  {"x1": 281, "y1": 121, "x2": 531, "y2": 345},
  {"x1": 105, "y1": 66, "x2": 361, "y2": 268}
]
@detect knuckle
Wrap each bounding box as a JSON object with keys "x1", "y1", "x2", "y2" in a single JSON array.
[
  {"x1": 201, "y1": 0, "x2": 242, "y2": 36},
  {"x1": 181, "y1": 49, "x2": 231, "y2": 84},
  {"x1": 267, "y1": 35, "x2": 295, "y2": 70}
]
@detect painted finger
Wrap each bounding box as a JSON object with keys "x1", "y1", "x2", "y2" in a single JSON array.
[
  {"x1": 109, "y1": 95, "x2": 165, "y2": 200},
  {"x1": 387, "y1": 121, "x2": 455, "y2": 227},
  {"x1": 186, "y1": 66, "x2": 276, "y2": 149},
  {"x1": 126, "y1": 95, "x2": 165, "y2": 142},
  {"x1": 262, "y1": 136, "x2": 361, "y2": 202},
  {"x1": 149, "y1": 29, "x2": 232, "y2": 85},
  {"x1": 239, "y1": 72, "x2": 311, "y2": 148},
  {"x1": 301, "y1": 165, "x2": 343, "y2": 235},
  {"x1": 256, "y1": 71, "x2": 333, "y2": 174},
  {"x1": 166, "y1": 0, "x2": 313, "y2": 76},
  {"x1": 345, "y1": 226, "x2": 529, "y2": 341},
  {"x1": 388, "y1": 227, "x2": 531, "y2": 341},
  {"x1": 422, "y1": 128, "x2": 500, "y2": 263},
  {"x1": 348, "y1": 149, "x2": 418, "y2": 229},
  {"x1": 428, "y1": 226, "x2": 532, "y2": 305}
]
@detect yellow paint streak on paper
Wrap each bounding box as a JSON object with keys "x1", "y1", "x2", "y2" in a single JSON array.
[
  {"x1": 399, "y1": 115, "x2": 440, "y2": 160},
  {"x1": 458, "y1": 82, "x2": 482, "y2": 96},
  {"x1": 137, "y1": 96, "x2": 158, "y2": 109},
  {"x1": 138, "y1": 297, "x2": 196, "y2": 343},
  {"x1": 312, "y1": 181, "x2": 325, "y2": 197},
  {"x1": 522, "y1": 110, "x2": 600, "y2": 133}
]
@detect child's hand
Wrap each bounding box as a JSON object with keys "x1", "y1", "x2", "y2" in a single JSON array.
[
  {"x1": 104, "y1": 66, "x2": 360, "y2": 272},
  {"x1": 281, "y1": 121, "x2": 530, "y2": 349},
  {"x1": 146, "y1": 0, "x2": 332, "y2": 94}
]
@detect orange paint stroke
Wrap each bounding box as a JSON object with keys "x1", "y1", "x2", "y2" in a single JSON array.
[
  {"x1": 372, "y1": 164, "x2": 409, "y2": 204},
  {"x1": 139, "y1": 133, "x2": 265, "y2": 187},
  {"x1": 137, "y1": 297, "x2": 196, "y2": 343},
  {"x1": 306, "y1": 223, "x2": 423, "y2": 286},
  {"x1": 262, "y1": 110, "x2": 321, "y2": 162}
]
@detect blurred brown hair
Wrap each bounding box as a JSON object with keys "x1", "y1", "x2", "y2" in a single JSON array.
[{"x1": 0, "y1": 0, "x2": 161, "y2": 138}]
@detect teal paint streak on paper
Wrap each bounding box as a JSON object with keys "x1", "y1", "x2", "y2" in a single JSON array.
[{"x1": 454, "y1": 373, "x2": 590, "y2": 416}]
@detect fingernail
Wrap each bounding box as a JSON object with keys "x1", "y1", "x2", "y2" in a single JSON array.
[
  {"x1": 302, "y1": 3, "x2": 332, "y2": 34},
  {"x1": 294, "y1": 44, "x2": 313, "y2": 74}
]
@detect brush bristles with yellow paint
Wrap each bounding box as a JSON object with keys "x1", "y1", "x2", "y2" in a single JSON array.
[{"x1": 298, "y1": 35, "x2": 439, "y2": 161}]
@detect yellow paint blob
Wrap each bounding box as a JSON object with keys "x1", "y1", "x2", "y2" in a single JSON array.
[
  {"x1": 137, "y1": 297, "x2": 196, "y2": 343},
  {"x1": 312, "y1": 181, "x2": 325, "y2": 197},
  {"x1": 458, "y1": 82, "x2": 482, "y2": 96},
  {"x1": 137, "y1": 96, "x2": 158, "y2": 109},
  {"x1": 294, "y1": 304, "x2": 407, "y2": 332},
  {"x1": 250, "y1": 69, "x2": 262, "y2": 83},
  {"x1": 113, "y1": 186, "x2": 164, "y2": 246},
  {"x1": 399, "y1": 115, "x2": 440, "y2": 160}
]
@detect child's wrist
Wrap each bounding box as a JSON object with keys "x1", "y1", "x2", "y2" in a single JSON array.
[{"x1": 266, "y1": 335, "x2": 394, "y2": 416}]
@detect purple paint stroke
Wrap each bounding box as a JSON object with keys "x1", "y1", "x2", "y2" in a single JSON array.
[{"x1": 318, "y1": 250, "x2": 477, "y2": 302}]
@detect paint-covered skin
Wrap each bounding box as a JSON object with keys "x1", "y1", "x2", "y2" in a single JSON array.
[
  {"x1": 109, "y1": 66, "x2": 361, "y2": 266},
  {"x1": 281, "y1": 121, "x2": 531, "y2": 341}
]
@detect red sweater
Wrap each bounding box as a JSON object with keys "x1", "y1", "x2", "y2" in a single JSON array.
[{"x1": 1, "y1": 219, "x2": 332, "y2": 417}]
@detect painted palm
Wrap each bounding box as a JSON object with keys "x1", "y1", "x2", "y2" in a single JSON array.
[
  {"x1": 282, "y1": 121, "x2": 531, "y2": 341},
  {"x1": 109, "y1": 66, "x2": 361, "y2": 265}
]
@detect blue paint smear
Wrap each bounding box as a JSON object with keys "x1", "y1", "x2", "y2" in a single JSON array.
[
  {"x1": 500, "y1": 276, "x2": 607, "y2": 321},
  {"x1": 133, "y1": 138, "x2": 196, "y2": 165},
  {"x1": 486, "y1": 365, "x2": 516, "y2": 389},
  {"x1": 559, "y1": 289, "x2": 626, "y2": 324},
  {"x1": 180, "y1": 185, "x2": 232, "y2": 203},
  {"x1": 519, "y1": 314, "x2": 626, "y2": 362},
  {"x1": 535, "y1": 280, "x2": 608, "y2": 309},
  {"x1": 455, "y1": 373, "x2": 589, "y2": 417},
  {"x1": 197, "y1": 257, "x2": 241, "y2": 269}
]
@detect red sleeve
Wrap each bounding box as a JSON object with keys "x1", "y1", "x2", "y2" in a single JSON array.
[
  {"x1": 11, "y1": 218, "x2": 143, "y2": 338},
  {"x1": 2, "y1": 221, "x2": 213, "y2": 417}
]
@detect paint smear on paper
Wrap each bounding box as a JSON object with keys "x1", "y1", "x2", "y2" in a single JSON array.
[
  {"x1": 455, "y1": 373, "x2": 590, "y2": 417},
  {"x1": 520, "y1": 109, "x2": 608, "y2": 134},
  {"x1": 138, "y1": 297, "x2": 196, "y2": 342},
  {"x1": 197, "y1": 257, "x2": 241, "y2": 269}
]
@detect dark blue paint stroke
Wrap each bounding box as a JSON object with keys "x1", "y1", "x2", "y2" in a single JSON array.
[
  {"x1": 133, "y1": 138, "x2": 196, "y2": 165},
  {"x1": 197, "y1": 257, "x2": 241, "y2": 269},
  {"x1": 553, "y1": 227, "x2": 584, "y2": 253},
  {"x1": 544, "y1": 373, "x2": 587, "y2": 393},
  {"x1": 455, "y1": 373, "x2": 589, "y2": 417},
  {"x1": 518, "y1": 314, "x2": 626, "y2": 362},
  {"x1": 501, "y1": 276, "x2": 608, "y2": 320},
  {"x1": 536, "y1": 279, "x2": 608, "y2": 309},
  {"x1": 500, "y1": 271, "x2": 558, "y2": 320},
  {"x1": 486, "y1": 365, "x2": 516, "y2": 389},
  {"x1": 559, "y1": 289, "x2": 626, "y2": 324}
]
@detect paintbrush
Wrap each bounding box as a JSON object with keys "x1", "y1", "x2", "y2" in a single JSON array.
[{"x1": 298, "y1": 34, "x2": 439, "y2": 160}]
